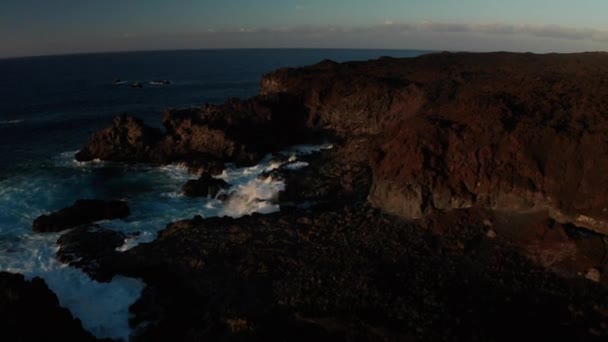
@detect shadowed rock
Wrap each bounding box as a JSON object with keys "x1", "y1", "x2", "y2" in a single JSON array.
[
  {"x1": 76, "y1": 93, "x2": 316, "y2": 167},
  {"x1": 56, "y1": 225, "x2": 127, "y2": 282},
  {"x1": 182, "y1": 173, "x2": 230, "y2": 198},
  {"x1": 0, "y1": 272, "x2": 98, "y2": 341},
  {"x1": 75, "y1": 115, "x2": 162, "y2": 162},
  {"x1": 33, "y1": 199, "x2": 130, "y2": 233},
  {"x1": 97, "y1": 206, "x2": 608, "y2": 341}
]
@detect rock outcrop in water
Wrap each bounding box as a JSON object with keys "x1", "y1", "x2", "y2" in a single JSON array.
[
  {"x1": 181, "y1": 173, "x2": 230, "y2": 198},
  {"x1": 63, "y1": 52, "x2": 608, "y2": 340},
  {"x1": 56, "y1": 225, "x2": 127, "y2": 282},
  {"x1": 76, "y1": 93, "x2": 317, "y2": 166},
  {"x1": 33, "y1": 199, "x2": 130, "y2": 233},
  {"x1": 75, "y1": 115, "x2": 162, "y2": 162},
  {"x1": 0, "y1": 272, "x2": 98, "y2": 341}
]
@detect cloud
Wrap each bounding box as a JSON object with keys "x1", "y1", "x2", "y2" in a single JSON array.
[
  {"x1": 201, "y1": 21, "x2": 608, "y2": 44},
  {"x1": 4, "y1": 20, "x2": 607, "y2": 59},
  {"x1": 370, "y1": 22, "x2": 607, "y2": 43}
]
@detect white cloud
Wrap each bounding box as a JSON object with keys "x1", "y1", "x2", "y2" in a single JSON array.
[
  {"x1": 5, "y1": 20, "x2": 607, "y2": 58},
  {"x1": 194, "y1": 21, "x2": 608, "y2": 44},
  {"x1": 369, "y1": 22, "x2": 607, "y2": 43}
]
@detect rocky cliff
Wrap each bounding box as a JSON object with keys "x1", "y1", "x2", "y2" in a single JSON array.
[
  {"x1": 66, "y1": 52, "x2": 608, "y2": 340},
  {"x1": 260, "y1": 52, "x2": 608, "y2": 234},
  {"x1": 78, "y1": 53, "x2": 608, "y2": 235}
]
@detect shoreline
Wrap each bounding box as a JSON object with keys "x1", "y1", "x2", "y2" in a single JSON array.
[{"x1": 3, "y1": 51, "x2": 608, "y2": 340}]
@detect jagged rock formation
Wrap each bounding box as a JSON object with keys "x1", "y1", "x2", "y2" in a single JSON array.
[
  {"x1": 75, "y1": 115, "x2": 162, "y2": 162},
  {"x1": 56, "y1": 225, "x2": 127, "y2": 282},
  {"x1": 181, "y1": 173, "x2": 230, "y2": 198},
  {"x1": 33, "y1": 199, "x2": 130, "y2": 233},
  {"x1": 76, "y1": 93, "x2": 316, "y2": 166}
]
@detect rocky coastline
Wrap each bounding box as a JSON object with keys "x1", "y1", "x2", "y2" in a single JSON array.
[{"x1": 4, "y1": 52, "x2": 608, "y2": 340}]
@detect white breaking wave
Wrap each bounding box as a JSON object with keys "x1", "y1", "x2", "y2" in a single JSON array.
[
  {"x1": 0, "y1": 119, "x2": 23, "y2": 125},
  {"x1": 217, "y1": 143, "x2": 332, "y2": 218},
  {"x1": 220, "y1": 175, "x2": 285, "y2": 217},
  {"x1": 282, "y1": 161, "x2": 310, "y2": 170}
]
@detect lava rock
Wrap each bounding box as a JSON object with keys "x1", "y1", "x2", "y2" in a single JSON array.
[
  {"x1": 182, "y1": 173, "x2": 230, "y2": 198},
  {"x1": 56, "y1": 225, "x2": 127, "y2": 282},
  {"x1": 261, "y1": 53, "x2": 608, "y2": 234},
  {"x1": 33, "y1": 199, "x2": 130, "y2": 233},
  {"x1": 102, "y1": 205, "x2": 608, "y2": 341},
  {"x1": 78, "y1": 93, "x2": 315, "y2": 167},
  {"x1": 0, "y1": 272, "x2": 97, "y2": 341},
  {"x1": 75, "y1": 115, "x2": 162, "y2": 162}
]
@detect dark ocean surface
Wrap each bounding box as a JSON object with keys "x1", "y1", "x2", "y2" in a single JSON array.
[{"x1": 0, "y1": 49, "x2": 428, "y2": 340}]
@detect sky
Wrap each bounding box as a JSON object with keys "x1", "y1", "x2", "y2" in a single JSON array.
[{"x1": 1, "y1": 0, "x2": 608, "y2": 58}]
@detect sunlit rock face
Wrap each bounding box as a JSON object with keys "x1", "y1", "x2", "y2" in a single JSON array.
[
  {"x1": 76, "y1": 94, "x2": 315, "y2": 168},
  {"x1": 262, "y1": 52, "x2": 608, "y2": 235}
]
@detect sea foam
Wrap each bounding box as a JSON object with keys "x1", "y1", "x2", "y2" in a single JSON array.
[{"x1": 0, "y1": 119, "x2": 23, "y2": 125}]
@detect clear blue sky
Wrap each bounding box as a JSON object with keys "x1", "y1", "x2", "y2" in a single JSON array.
[{"x1": 1, "y1": 0, "x2": 607, "y2": 57}]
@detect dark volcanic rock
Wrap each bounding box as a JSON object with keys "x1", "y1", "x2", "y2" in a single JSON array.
[
  {"x1": 65, "y1": 52, "x2": 608, "y2": 340},
  {"x1": 0, "y1": 272, "x2": 97, "y2": 341},
  {"x1": 261, "y1": 52, "x2": 608, "y2": 234},
  {"x1": 182, "y1": 173, "x2": 230, "y2": 198},
  {"x1": 276, "y1": 139, "x2": 372, "y2": 206},
  {"x1": 79, "y1": 53, "x2": 608, "y2": 234},
  {"x1": 184, "y1": 160, "x2": 226, "y2": 176},
  {"x1": 154, "y1": 93, "x2": 314, "y2": 165},
  {"x1": 33, "y1": 199, "x2": 130, "y2": 233},
  {"x1": 56, "y1": 225, "x2": 127, "y2": 282},
  {"x1": 357, "y1": 53, "x2": 608, "y2": 234},
  {"x1": 99, "y1": 205, "x2": 607, "y2": 341},
  {"x1": 78, "y1": 93, "x2": 316, "y2": 167},
  {"x1": 75, "y1": 115, "x2": 162, "y2": 162}
]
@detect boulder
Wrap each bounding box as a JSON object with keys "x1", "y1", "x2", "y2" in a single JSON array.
[
  {"x1": 182, "y1": 173, "x2": 230, "y2": 198},
  {"x1": 56, "y1": 225, "x2": 127, "y2": 282},
  {"x1": 33, "y1": 199, "x2": 130, "y2": 233}
]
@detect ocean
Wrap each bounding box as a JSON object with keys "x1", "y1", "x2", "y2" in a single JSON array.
[{"x1": 0, "y1": 49, "x2": 427, "y2": 340}]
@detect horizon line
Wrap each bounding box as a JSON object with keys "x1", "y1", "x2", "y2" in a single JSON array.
[
  {"x1": 0, "y1": 47, "x2": 437, "y2": 61},
  {"x1": 2, "y1": 46, "x2": 607, "y2": 61}
]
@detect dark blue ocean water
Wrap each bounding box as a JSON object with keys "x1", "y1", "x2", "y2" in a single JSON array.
[
  {"x1": 0, "y1": 49, "x2": 427, "y2": 340},
  {"x1": 0, "y1": 49, "x2": 427, "y2": 174}
]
